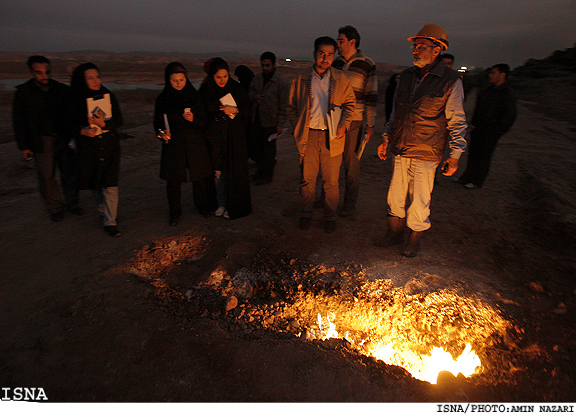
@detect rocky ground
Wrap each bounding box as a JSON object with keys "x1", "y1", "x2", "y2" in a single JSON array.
[{"x1": 1, "y1": 55, "x2": 575, "y2": 403}]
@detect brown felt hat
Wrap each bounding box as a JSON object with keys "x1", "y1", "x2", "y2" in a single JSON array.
[{"x1": 408, "y1": 23, "x2": 449, "y2": 51}]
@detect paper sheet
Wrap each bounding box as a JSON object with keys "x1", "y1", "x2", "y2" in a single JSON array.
[
  {"x1": 219, "y1": 93, "x2": 237, "y2": 119},
  {"x1": 326, "y1": 106, "x2": 342, "y2": 142},
  {"x1": 86, "y1": 93, "x2": 112, "y2": 135}
]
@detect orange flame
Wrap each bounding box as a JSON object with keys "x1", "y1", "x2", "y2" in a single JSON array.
[{"x1": 314, "y1": 314, "x2": 481, "y2": 384}]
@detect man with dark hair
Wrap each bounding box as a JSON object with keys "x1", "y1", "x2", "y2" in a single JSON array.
[
  {"x1": 375, "y1": 24, "x2": 467, "y2": 256},
  {"x1": 248, "y1": 51, "x2": 291, "y2": 185},
  {"x1": 458, "y1": 63, "x2": 517, "y2": 189},
  {"x1": 441, "y1": 53, "x2": 455, "y2": 69},
  {"x1": 287, "y1": 36, "x2": 356, "y2": 233},
  {"x1": 13, "y1": 55, "x2": 83, "y2": 222},
  {"x1": 333, "y1": 24, "x2": 378, "y2": 217}
]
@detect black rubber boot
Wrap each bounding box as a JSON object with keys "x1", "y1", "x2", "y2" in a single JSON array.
[{"x1": 374, "y1": 215, "x2": 406, "y2": 247}]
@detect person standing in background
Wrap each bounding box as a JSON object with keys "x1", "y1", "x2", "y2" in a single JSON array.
[
  {"x1": 333, "y1": 25, "x2": 378, "y2": 217},
  {"x1": 12, "y1": 55, "x2": 83, "y2": 222},
  {"x1": 441, "y1": 53, "x2": 455, "y2": 69},
  {"x1": 458, "y1": 64, "x2": 517, "y2": 189},
  {"x1": 154, "y1": 62, "x2": 216, "y2": 226},
  {"x1": 248, "y1": 51, "x2": 291, "y2": 186},
  {"x1": 199, "y1": 57, "x2": 252, "y2": 220},
  {"x1": 71, "y1": 62, "x2": 124, "y2": 237}
]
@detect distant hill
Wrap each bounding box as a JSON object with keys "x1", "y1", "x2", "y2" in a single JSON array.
[
  {"x1": 0, "y1": 50, "x2": 254, "y2": 61},
  {"x1": 513, "y1": 45, "x2": 576, "y2": 78},
  {"x1": 510, "y1": 45, "x2": 576, "y2": 127}
]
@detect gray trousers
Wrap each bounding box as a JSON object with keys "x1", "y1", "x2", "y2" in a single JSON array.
[{"x1": 92, "y1": 187, "x2": 119, "y2": 226}]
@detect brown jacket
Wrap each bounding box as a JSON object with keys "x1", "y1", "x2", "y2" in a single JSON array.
[
  {"x1": 390, "y1": 60, "x2": 463, "y2": 162},
  {"x1": 287, "y1": 66, "x2": 356, "y2": 157}
]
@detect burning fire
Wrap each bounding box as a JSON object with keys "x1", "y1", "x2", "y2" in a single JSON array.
[
  {"x1": 370, "y1": 342, "x2": 481, "y2": 384},
  {"x1": 310, "y1": 313, "x2": 481, "y2": 384}
]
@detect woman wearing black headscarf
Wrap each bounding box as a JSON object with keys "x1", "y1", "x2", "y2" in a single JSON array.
[
  {"x1": 199, "y1": 57, "x2": 251, "y2": 220},
  {"x1": 154, "y1": 62, "x2": 216, "y2": 226},
  {"x1": 70, "y1": 62, "x2": 123, "y2": 237}
]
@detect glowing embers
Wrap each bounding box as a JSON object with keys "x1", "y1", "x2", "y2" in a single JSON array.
[
  {"x1": 284, "y1": 278, "x2": 510, "y2": 385},
  {"x1": 193, "y1": 260, "x2": 510, "y2": 385}
]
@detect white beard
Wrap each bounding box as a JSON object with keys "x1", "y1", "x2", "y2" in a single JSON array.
[{"x1": 413, "y1": 56, "x2": 431, "y2": 68}]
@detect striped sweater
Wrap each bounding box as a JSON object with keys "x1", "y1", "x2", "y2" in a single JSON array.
[{"x1": 332, "y1": 50, "x2": 378, "y2": 125}]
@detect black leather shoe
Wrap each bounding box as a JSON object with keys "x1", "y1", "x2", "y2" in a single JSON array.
[
  {"x1": 50, "y1": 211, "x2": 65, "y2": 222},
  {"x1": 104, "y1": 226, "x2": 122, "y2": 237}
]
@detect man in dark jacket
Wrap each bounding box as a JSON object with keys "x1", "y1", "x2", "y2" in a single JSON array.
[
  {"x1": 12, "y1": 55, "x2": 83, "y2": 222},
  {"x1": 375, "y1": 24, "x2": 467, "y2": 257},
  {"x1": 248, "y1": 51, "x2": 291, "y2": 186},
  {"x1": 458, "y1": 64, "x2": 517, "y2": 189}
]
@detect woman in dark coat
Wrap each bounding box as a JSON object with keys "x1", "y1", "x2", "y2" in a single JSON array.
[
  {"x1": 199, "y1": 57, "x2": 252, "y2": 220},
  {"x1": 154, "y1": 62, "x2": 216, "y2": 226},
  {"x1": 70, "y1": 62, "x2": 123, "y2": 237}
]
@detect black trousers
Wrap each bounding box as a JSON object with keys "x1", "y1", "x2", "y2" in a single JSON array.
[
  {"x1": 253, "y1": 124, "x2": 277, "y2": 182},
  {"x1": 460, "y1": 128, "x2": 502, "y2": 188},
  {"x1": 166, "y1": 175, "x2": 216, "y2": 218}
]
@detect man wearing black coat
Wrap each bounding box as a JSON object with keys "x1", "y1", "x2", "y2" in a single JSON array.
[
  {"x1": 459, "y1": 64, "x2": 517, "y2": 189},
  {"x1": 12, "y1": 55, "x2": 83, "y2": 222}
]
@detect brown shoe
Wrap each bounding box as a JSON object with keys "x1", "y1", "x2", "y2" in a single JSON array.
[{"x1": 401, "y1": 230, "x2": 424, "y2": 257}]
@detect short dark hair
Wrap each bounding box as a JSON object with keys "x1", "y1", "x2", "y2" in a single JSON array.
[
  {"x1": 441, "y1": 53, "x2": 454, "y2": 62},
  {"x1": 314, "y1": 36, "x2": 337, "y2": 52},
  {"x1": 338, "y1": 25, "x2": 361, "y2": 48},
  {"x1": 27, "y1": 55, "x2": 50, "y2": 69},
  {"x1": 260, "y1": 51, "x2": 276, "y2": 64},
  {"x1": 491, "y1": 63, "x2": 511, "y2": 78}
]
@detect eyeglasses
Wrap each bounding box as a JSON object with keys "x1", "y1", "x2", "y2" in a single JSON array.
[{"x1": 411, "y1": 43, "x2": 439, "y2": 52}]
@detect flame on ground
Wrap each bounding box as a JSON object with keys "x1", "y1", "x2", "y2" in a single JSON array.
[
  {"x1": 196, "y1": 263, "x2": 511, "y2": 386},
  {"x1": 370, "y1": 341, "x2": 480, "y2": 384},
  {"x1": 313, "y1": 313, "x2": 481, "y2": 384}
]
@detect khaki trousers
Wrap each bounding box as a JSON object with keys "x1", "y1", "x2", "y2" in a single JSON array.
[
  {"x1": 387, "y1": 155, "x2": 439, "y2": 232},
  {"x1": 299, "y1": 129, "x2": 342, "y2": 220}
]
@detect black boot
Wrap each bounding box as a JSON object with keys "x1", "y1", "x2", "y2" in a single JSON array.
[
  {"x1": 374, "y1": 215, "x2": 406, "y2": 247},
  {"x1": 402, "y1": 230, "x2": 425, "y2": 257}
]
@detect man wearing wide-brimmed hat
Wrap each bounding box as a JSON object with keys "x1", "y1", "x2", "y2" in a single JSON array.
[{"x1": 375, "y1": 24, "x2": 468, "y2": 257}]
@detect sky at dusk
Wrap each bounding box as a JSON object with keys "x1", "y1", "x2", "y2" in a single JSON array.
[{"x1": 1, "y1": 0, "x2": 575, "y2": 69}]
